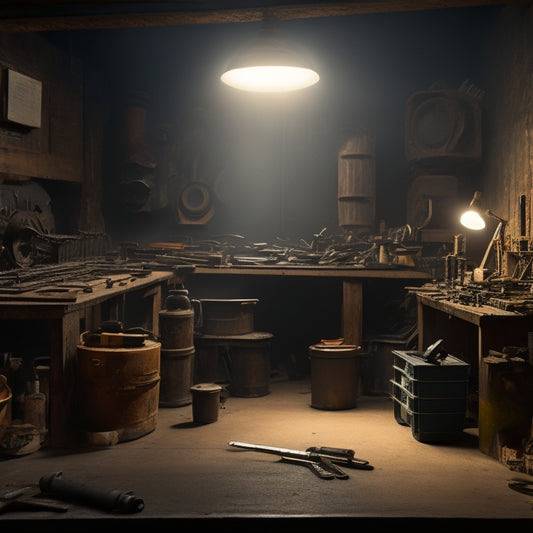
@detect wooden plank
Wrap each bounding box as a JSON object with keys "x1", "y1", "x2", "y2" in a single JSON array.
[
  {"x1": 0, "y1": 1, "x2": 517, "y2": 32},
  {"x1": 192, "y1": 265, "x2": 431, "y2": 280},
  {"x1": 48, "y1": 310, "x2": 81, "y2": 447},
  {"x1": 0, "y1": 290, "x2": 79, "y2": 301}
]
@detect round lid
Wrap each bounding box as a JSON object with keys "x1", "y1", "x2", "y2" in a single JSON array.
[
  {"x1": 199, "y1": 299, "x2": 259, "y2": 304},
  {"x1": 311, "y1": 344, "x2": 360, "y2": 351},
  {"x1": 190, "y1": 383, "x2": 222, "y2": 393}
]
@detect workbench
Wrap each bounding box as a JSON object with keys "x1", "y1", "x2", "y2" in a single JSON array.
[
  {"x1": 0, "y1": 269, "x2": 173, "y2": 448},
  {"x1": 413, "y1": 289, "x2": 533, "y2": 432},
  {"x1": 184, "y1": 265, "x2": 431, "y2": 347}
]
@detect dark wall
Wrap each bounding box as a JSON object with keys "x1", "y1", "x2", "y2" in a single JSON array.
[
  {"x1": 38, "y1": 7, "x2": 503, "y2": 377},
  {"x1": 44, "y1": 5, "x2": 501, "y2": 246}
]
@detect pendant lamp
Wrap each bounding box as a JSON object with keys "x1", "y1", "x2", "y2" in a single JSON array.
[{"x1": 221, "y1": 16, "x2": 319, "y2": 93}]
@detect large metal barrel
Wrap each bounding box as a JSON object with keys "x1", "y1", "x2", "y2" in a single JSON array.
[
  {"x1": 76, "y1": 336, "x2": 161, "y2": 442},
  {"x1": 200, "y1": 299, "x2": 258, "y2": 336},
  {"x1": 228, "y1": 333, "x2": 272, "y2": 398},
  {"x1": 159, "y1": 308, "x2": 195, "y2": 350}
]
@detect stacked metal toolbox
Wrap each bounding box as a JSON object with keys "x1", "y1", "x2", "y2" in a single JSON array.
[{"x1": 391, "y1": 349, "x2": 470, "y2": 443}]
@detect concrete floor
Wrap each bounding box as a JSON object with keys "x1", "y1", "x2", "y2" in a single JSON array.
[{"x1": 1, "y1": 376, "x2": 533, "y2": 530}]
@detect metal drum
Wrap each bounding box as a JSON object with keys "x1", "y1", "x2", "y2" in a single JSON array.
[
  {"x1": 190, "y1": 383, "x2": 222, "y2": 424},
  {"x1": 159, "y1": 308, "x2": 195, "y2": 350},
  {"x1": 200, "y1": 299, "x2": 258, "y2": 336},
  {"x1": 309, "y1": 343, "x2": 361, "y2": 410},
  {"x1": 77, "y1": 335, "x2": 161, "y2": 442},
  {"x1": 228, "y1": 333, "x2": 272, "y2": 398},
  {"x1": 159, "y1": 346, "x2": 195, "y2": 407}
]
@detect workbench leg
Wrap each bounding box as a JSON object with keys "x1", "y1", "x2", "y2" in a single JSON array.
[
  {"x1": 48, "y1": 312, "x2": 82, "y2": 448},
  {"x1": 342, "y1": 280, "x2": 363, "y2": 346},
  {"x1": 143, "y1": 284, "x2": 163, "y2": 337},
  {"x1": 417, "y1": 299, "x2": 425, "y2": 350}
]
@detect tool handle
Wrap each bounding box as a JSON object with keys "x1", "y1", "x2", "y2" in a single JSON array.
[
  {"x1": 39, "y1": 472, "x2": 144, "y2": 513},
  {"x1": 306, "y1": 446, "x2": 355, "y2": 458},
  {"x1": 345, "y1": 459, "x2": 374, "y2": 470}
]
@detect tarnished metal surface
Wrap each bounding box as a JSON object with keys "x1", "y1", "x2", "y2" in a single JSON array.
[{"x1": 76, "y1": 339, "x2": 161, "y2": 440}]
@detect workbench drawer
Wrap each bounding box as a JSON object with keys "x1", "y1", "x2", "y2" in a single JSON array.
[
  {"x1": 390, "y1": 380, "x2": 467, "y2": 413},
  {"x1": 392, "y1": 350, "x2": 470, "y2": 381},
  {"x1": 392, "y1": 396, "x2": 466, "y2": 443},
  {"x1": 392, "y1": 365, "x2": 469, "y2": 398}
]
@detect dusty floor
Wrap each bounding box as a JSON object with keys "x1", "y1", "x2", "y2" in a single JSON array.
[{"x1": 1, "y1": 376, "x2": 532, "y2": 530}]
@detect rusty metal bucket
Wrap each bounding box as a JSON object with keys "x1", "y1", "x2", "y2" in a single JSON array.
[
  {"x1": 190, "y1": 383, "x2": 222, "y2": 424},
  {"x1": 76, "y1": 335, "x2": 161, "y2": 442},
  {"x1": 309, "y1": 343, "x2": 362, "y2": 410},
  {"x1": 200, "y1": 299, "x2": 258, "y2": 336}
]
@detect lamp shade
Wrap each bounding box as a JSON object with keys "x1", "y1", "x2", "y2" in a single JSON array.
[
  {"x1": 460, "y1": 209, "x2": 486, "y2": 230},
  {"x1": 460, "y1": 190, "x2": 486, "y2": 230},
  {"x1": 221, "y1": 20, "x2": 319, "y2": 93}
]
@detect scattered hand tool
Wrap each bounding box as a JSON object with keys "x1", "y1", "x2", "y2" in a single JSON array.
[
  {"x1": 280, "y1": 456, "x2": 349, "y2": 479},
  {"x1": 0, "y1": 485, "x2": 69, "y2": 513},
  {"x1": 508, "y1": 479, "x2": 533, "y2": 496},
  {"x1": 39, "y1": 472, "x2": 144, "y2": 513},
  {"x1": 228, "y1": 441, "x2": 373, "y2": 479}
]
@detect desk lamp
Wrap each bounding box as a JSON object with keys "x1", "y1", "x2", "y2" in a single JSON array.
[{"x1": 460, "y1": 191, "x2": 507, "y2": 281}]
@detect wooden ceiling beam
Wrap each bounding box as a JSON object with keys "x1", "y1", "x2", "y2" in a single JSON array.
[{"x1": 0, "y1": 1, "x2": 517, "y2": 32}]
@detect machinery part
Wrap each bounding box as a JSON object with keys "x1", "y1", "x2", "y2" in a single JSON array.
[
  {"x1": 179, "y1": 182, "x2": 211, "y2": 216},
  {"x1": 39, "y1": 472, "x2": 144, "y2": 513},
  {"x1": 176, "y1": 182, "x2": 215, "y2": 225}
]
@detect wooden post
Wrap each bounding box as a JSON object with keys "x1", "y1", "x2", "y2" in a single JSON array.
[{"x1": 342, "y1": 279, "x2": 363, "y2": 346}]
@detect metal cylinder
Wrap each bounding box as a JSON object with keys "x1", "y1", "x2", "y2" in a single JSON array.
[
  {"x1": 159, "y1": 308, "x2": 195, "y2": 350},
  {"x1": 309, "y1": 344, "x2": 361, "y2": 410},
  {"x1": 190, "y1": 383, "x2": 221, "y2": 424},
  {"x1": 159, "y1": 347, "x2": 195, "y2": 407},
  {"x1": 228, "y1": 334, "x2": 272, "y2": 398},
  {"x1": 200, "y1": 299, "x2": 258, "y2": 336},
  {"x1": 76, "y1": 339, "x2": 161, "y2": 440}
]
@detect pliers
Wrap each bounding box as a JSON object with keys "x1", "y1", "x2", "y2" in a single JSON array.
[{"x1": 281, "y1": 455, "x2": 350, "y2": 479}]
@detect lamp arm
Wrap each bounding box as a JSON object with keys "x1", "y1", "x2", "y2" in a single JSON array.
[
  {"x1": 478, "y1": 221, "x2": 503, "y2": 271},
  {"x1": 486, "y1": 209, "x2": 507, "y2": 224}
]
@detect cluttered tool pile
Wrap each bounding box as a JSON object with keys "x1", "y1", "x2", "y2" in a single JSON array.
[
  {"x1": 417, "y1": 278, "x2": 533, "y2": 314},
  {"x1": 121, "y1": 225, "x2": 431, "y2": 270},
  {"x1": 0, "y1": 259, "x2": 189, "y2": 302}
]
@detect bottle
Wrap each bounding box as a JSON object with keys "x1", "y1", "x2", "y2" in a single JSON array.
[{"x1": 24, "y1": 380, "x2": 47, "y2": 443}]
